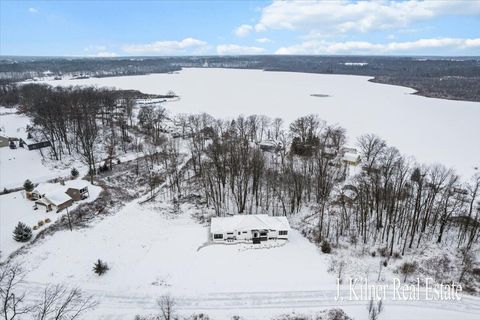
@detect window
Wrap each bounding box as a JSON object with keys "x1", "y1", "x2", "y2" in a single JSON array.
[
  {"x1": 213, "y1": 234, "x2": 223, "y2": 239},
  {"x1": 279, "y1": 230, "x2": 288, "y2": 236}
]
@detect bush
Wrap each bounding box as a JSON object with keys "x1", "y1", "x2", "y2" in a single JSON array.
[
  {"x1": 399, "y1": 261, "x2": 418, "y2": 282},
  {"x1": 371, "y1": 251, "x2": 376, "y2": 257},
  {"x1": 378, "y1": 246, "x2": 389, "y2": 257},
  {"x1": 93, "y1": 259, "x2": 109, "y2": 276},
  {"x1": 38, "y1": 220, "x2": 44, "y2": 227},
  {"x1": 71, "y1": 167, "x2": 79, "y2": 178},
  {"x1": 13, "y1": 222, "x2": 32, "y2": 242},
  {"x1": 23, "y1": 179, "x2": 34, "y2": 192},
  {"x1": 45, "y1": 218, "x2": 51, "y2": 223},
  {"x1": 321, "y1": 240, "x2": 332, "y2": 254}
]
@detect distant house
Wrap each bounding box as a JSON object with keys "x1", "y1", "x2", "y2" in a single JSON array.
[
  {"x1": 258, "y1": 140, "x2": 283, "y2": 153},
  {"x1": 342, "y1": 152, "x2": 361, "y2": 166},
  {"x1": 210, "y1": 214, "x2": 290, "y2": 244},
  {"x1": 65, "y1": 180, "x2": 90, "y2": 201},
  {"x1": 31, "y1": 180, "x2": 91, "y2": 212},
  {"x1": 35, "y1": 190, "x2": 73, "y2": 212},
  {"x1": 19, "y1": 136, "x2": 51, "y2": 151}
]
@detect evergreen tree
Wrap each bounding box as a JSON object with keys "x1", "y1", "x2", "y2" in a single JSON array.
[
  {"x1": 13, "y1": 222, "x2": 32, "y2": 242},
  {"x1": 93, "y1": 259, "x2": 109, "y2": 275},
  {"x1": 71, "y1": 167, "x2": 79, "y2": 178},
  {"x1": 23, "y1": 179, "x2": 34, "y2": 192}
]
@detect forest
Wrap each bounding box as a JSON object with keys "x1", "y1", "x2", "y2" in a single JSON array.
[{"x1": 1, "y1": 55, "x2": 479, "y2": 101}]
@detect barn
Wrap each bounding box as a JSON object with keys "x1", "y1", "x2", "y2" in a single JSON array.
[{"x1": 210, "y1": 214, "x2": 290, "y2": 244}]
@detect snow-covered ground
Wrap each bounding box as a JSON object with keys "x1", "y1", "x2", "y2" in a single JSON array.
[
  {"x1": 42, "y1": 68, "x2": 480, "y2": 178},
  {"x1": 11, "y1": 199, "x2": 480, "y2": 319},
  {"x1": 0, "y1": 111, "x2": 77, "y2": 189},
  {"x1": 0, "y1": 179, "x2": 102, "y2": 261}
]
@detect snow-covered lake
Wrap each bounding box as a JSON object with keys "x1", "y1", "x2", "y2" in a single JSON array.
[{"x1": 44, "y1": 68, "x2": 480, "y2": 178}]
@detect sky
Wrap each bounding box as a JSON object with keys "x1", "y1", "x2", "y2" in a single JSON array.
[{"x1": 1, "y1": 0, "x2": 480, "y2": 57}]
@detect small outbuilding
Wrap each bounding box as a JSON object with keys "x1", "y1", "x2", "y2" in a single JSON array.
[
  {"x1": 210, "y1": 214, "x2": 290, "y2": 244},
  {"x1": 19, "y1": 136, "x2": 51, "y2": 151}
]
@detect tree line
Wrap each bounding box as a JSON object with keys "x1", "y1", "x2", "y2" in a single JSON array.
[{"x1": 177, "y1": 113, "x2": 479, "y2": 258}]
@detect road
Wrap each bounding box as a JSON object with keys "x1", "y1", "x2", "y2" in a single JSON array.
[{"x1": 19, "y1": 282, "x2": 480, "y2": 317}]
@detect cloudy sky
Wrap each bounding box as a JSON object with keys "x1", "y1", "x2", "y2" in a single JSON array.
[{"x1": 1, "y1": 0, "x2": 480, "y2": 56}]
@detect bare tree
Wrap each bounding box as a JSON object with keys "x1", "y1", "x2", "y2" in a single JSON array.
[
  {"x1": 157, "y1": 295, "x2": 175, "y2": 320},
  {"x1": 0, "y1": 264, "x2": 32, "y2": 320},
  {"x1": 34, "y1": 284, "x2": 97, "y2": 320}
]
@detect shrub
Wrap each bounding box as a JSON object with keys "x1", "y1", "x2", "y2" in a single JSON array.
[
  {"x1": 38, "y1": 220, "x2": 44, "y2": 227},
  {"x1": 23, "y1": 179, "x2": 34, "y2": 192},
  {"x1": 93, "y1": 259, "x2": 109, "y2": 276},
  {"x1": 371, "y1": 251, "x2": 376, "y2": 257},
  {"x1": 71, "y1": 167, "x2": 79, "y2": 178},
  {"x1": 393, "y1": 252, "x2": 401, "y2": 259},
  {"x1": 383, "y1": 260, "x2": 388, "y2": 267},
  {"x1": 399, "y1": 261, "x2": 418, "y2": 282},
  {"x1": 321, "y1": 240, "x2": 332, "y2": 254},
  {"x1": 13, "y1": 222, "x2": 32, "y2": 242},
  {"x1": 378, "y1": 246, "x2": 389, "y2": 257},
  {"x1": 45, "y1": 218, "x2": 51, "y2": 223}
]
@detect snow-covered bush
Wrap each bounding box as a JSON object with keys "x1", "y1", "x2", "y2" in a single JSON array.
[
  {"x1": 321, "y1": 240, "x2": 332, "y2": 254},
  {"x1": 12, "y1": 222, "x2": 32, "y2": 242},
  {"x1": 399, "y1": 261, "x2": 418, "y2": 282},
  {"x1": 93, "y1": 259, "x2": 109, "y2": 275}
]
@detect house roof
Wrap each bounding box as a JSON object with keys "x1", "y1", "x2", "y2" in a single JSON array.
[
  {"x1": 44, "y1": 190, "x2": 72, "y2": 206},
  {"x1": 342, "y1": 152, "x2": 360, "y2": 163},
  {"x1": 210, "y1": 214, "x2": 290, "y2": 234},
  {"x1": 33, "y1": 183, "x2": 63, "y2": 195}
]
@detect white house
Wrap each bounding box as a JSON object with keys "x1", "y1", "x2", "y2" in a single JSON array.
[{"x1": 210, "y1": 214, "x2": 290, "y2": 244}]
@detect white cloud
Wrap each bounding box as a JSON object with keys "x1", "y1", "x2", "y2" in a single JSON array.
[
  {"x1": 123, "y1": 38, "x2": 208, "y2": 55},
  {"x1": 28, "y1": 7, "x2": 38, "y2": 13},
  {"x1": 256, "y1": 1, "x2": 480, "y2": 34},
  {"x1": 256, "y1": 37, "x2": 273, "y2": 43},
  {"x1": 275, "y1": 38, "x2": 480, "y2": 55},
  {"x1": 217, "y1": 44, "x2": 266, "y2": 55},
  {"x1": 83, "y1": 45, "x2": 117, "y2": 57},
  {"x1": 235, "y1": 24, "x2": 253, "y2": 37},
  {"x1": 94, "y1": 51, "x2": 118, "y2": 58}
]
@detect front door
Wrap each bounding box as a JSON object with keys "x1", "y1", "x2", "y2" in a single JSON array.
[{"x1": 252, "y1": 231, "x2": 261, "y2": 244}]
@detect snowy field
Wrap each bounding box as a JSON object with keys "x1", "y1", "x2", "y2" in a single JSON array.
[
  {"x1": 0, "y1": 180, "x2": 102, "y2": 261},
  {"x1": 0, "y1": 111, "x2": 77, "y2": 189},
  {"x1": 43, "y1": 68, "x2": 480, "y2": 178},
  {"x1": 11, "y1": 199, "x2": 480, "y2": 319}
]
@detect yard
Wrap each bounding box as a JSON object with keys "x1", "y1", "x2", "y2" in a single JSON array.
[{"x1": 0, "y1": 180, "x2": 102, "y2": 261}]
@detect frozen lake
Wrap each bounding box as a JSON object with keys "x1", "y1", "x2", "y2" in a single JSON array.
[{"x1": 44, "y1": 68, "x2": 480, "y2": 178}]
